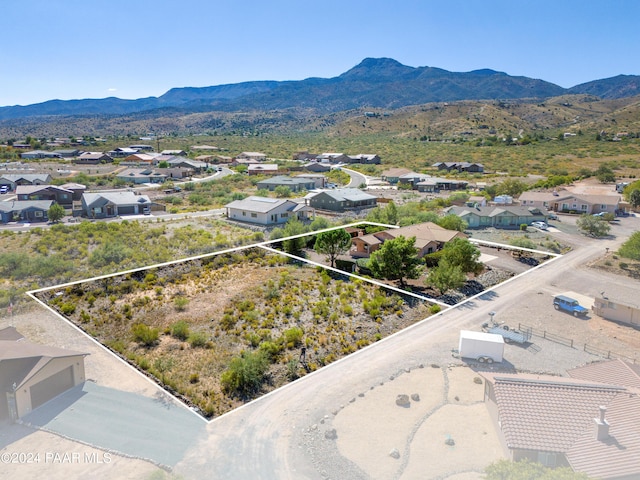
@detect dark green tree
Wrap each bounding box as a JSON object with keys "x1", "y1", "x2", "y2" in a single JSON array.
[
  {"x1": 576, "y1": 214, "x2": 611, "y2": 237},
  {"x1": 628, "y1": 188, "x2": 640, "y2": 209},
  {"x1": 369, "y1": 236, "x2": 422, "y2": 287},
  {"x1": 618, "y1": 231, "x2": 640, "y2": 260},
  {"x1": 427, "y1": 259, "x2": 465, "y2": 295},
  {"x1": 436, "y1": 214, "x2": 468, "y2": 232},
  {"x1": 281, "y1": 218, "x2": 308, "y2": 256},
  {"x1": 440, "y1": 238, "x2": 483, "y2": 274},
  {"x1": 314, "y1": 228, "x2": 352, "y2": 268},
  {"x1": 47, "y1": 203, "x2": 66, "y2": 223}
]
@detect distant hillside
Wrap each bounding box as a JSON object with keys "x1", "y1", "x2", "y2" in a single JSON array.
[
  {"x1": 2, "y1": 94, "x2": 639, "y2": 140},
  {"x1": 568, "y1": 75, "x2": 640, "y2": 99},
  {"x1": 0, "y1": 58, "x2": 639, "y2": 138},
  {"x1": 0, "y1": 57, "x2": 582, "y2": 120}
]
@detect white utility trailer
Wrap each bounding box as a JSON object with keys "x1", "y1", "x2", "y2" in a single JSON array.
[{"x1": 458, "y1": 330, "x2": 504, "y2": 363}]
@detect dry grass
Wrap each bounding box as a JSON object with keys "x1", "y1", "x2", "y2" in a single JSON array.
[{"x1": 36, "y1": 248, "x2": 432, "y2": 418}]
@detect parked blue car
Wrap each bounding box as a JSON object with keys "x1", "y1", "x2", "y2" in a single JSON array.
[{"x1": 553, "y1": 295, "x2": 589, "y2": 317}]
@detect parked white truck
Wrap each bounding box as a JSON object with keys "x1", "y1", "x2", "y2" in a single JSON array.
[{"x1": 458, "y1": 330, "x2": 504, "y2": 363}]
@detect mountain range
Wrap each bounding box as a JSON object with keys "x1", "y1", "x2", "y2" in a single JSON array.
[{"x1": 1, "y1": 58, "x2": 638, "y2": 122}]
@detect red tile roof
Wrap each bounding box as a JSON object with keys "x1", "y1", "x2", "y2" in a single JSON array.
[
  {"x1": 566, "y1": 393, "x2": 640, "y2": 479},
  {"x1": 568, "y1": 359, "x2": 640, "y2": 390},
  {"x1": 483, "y1": 373, "x2": 623, "y2": 452}
]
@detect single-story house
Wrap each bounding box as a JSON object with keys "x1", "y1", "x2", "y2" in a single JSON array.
[
  {"x1": 16, "y1": 185, "x2": 74, "y2": 208},
  {"x1": 444, "y1": 205, "x2": 547, "y2": 228},
  {"x1": 381, "y1": 168, "x2": 413, "y2": 184},
  {"x1": 52, "y1": 149, "x2": 82, "y2": 158},
  {"x1": 81, "y1": 191, "x2": 152, "y2": 218},
  {"x1": 256, "y1": 176, "x2": 317, "y2": 192},
  {"x1": 0, "y1": 200, "x2": 53, "y2": 223},
  {"x1": 302, "y1": 162, "x2": 332, "y2": 173},
  {"x1": 482, "y1": 359, "x2": 640, "y2": 479},
  {"x1": 295, "y1": 174, "x2": 326, "y2": 189},
  {"x1": 518, "y1": 190, "x2": 621, "y2": 215},
  {"x1": 433, "y1": 162, "x2": 484, "y2": 173},
  {"x1": 236, "y1": 152, "x2": 267, "y2": 161},
  {"x1": 593, "y1": 296, "x2": 640, "y2": 327},
  {"x1": 116, "y1": 168, "x2": 167, "y2": 184},
  {"x1": 160, "y1": 149, "x2": 187, "y2": 156},
  {"x1": 346, "y1": 154, "x2": 381, "y2": 164},
  {"x1": 128, "y1": 144, "x2": 154, "y2": 151},
  {"x1": 20, "y1": 150, "x2": 63, "y2": 160},
  {"x1": 107, "y1": 147, "x2": 139, "y2": 157},
  {"x1": 0, "y1": 174, "x2": 53, "y2": 191},
  {"x1": 415, "y1": 177, "x2": 468, "y2": 193},
  {"x1": 315, "y1": 153, "x2": 350, "y2": 164},
  {"x1": 0, "y1": 326, "x2": 88, "y2": 422},
  {"x1": 191, "y1": 145, "x2": 219, "y2": 151},
  {"x1": 351, "y1": 222, "x2": 467, "y2": 258},
  {"x1": 58, "y1": 183, "x2": 87, "y2": 201},
  {"x1": 294, "y1": 151, "x2": 320, "y2": 161},
  {"x1": 306, "y1": 188, "x2": 377, "y2": 212},
  {"x1": 225, "y1": 196, "x2": 314, "y2": 225},
  {"x1": 166, "y1": 158, "x2": 208, "y2": 173},
  {"x1": 123, "y1": 153, "x2": 160, "y2": 165},
  {"x1": 248, "y1": 164, "x2": 279, "y2": 175},
  {"x1": 73, "y1": 152, "x2": 113, "y2": 164}
]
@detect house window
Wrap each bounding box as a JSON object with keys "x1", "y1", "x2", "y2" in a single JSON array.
[
  {"x1": 34, "y1": 211, "x2": 43, "y2": 217},
  {"x1": 537, "y1": 452, "x2": 556, "y2": 467},
  {"x1": 601, "y1": 204, "x2": 607, "y2": 209},
  {"x1": 242, "y1": 211, "x2": 246, "y2": 216},
  {"x1": 543, "y1": 202, "x2": 549, "y2": 207},
  {"x1": 251, "y1": 213, "x2": 257, "y2": 218},
  {"x1": 608, "y1": 302, "x2": 616, "y2": 309},
  {"x1": 281, "y1": 213, "x2": 288, "y2": 218},
  {"x1": 562, "y1": 203, "x2": 569, "y2": 210},
  {"x1": 580, "y1": 205, "x2": 588, "y2": 211}
]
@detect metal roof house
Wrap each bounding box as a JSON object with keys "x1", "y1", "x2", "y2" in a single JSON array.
[
  {"x1": 225, "y1": 196, "x2": 314, "y2": 225},
  {"x1": 306, "y1": 188, "x2": 377, "y2": 212}
]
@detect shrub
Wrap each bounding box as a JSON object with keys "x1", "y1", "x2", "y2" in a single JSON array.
[
  {"x1": 174, "y1": 296, "x2": 189, "y2": 311},
  {"x1": 131, "y1": 323, "x2": 159, "y2": 346},
  {"x1": 188, "y1": 331, "x2": 208, "y2": 348},
  {"x1": 171, "y1": 320, "x2": 190, "y2": 341},
  {"x1": 430, "y1": 304, "x2": 442, "y2": 314},
  {"x1": 221, "y1": 350, "x2": 269, "y2": 397},
  {"x1": 283, "y1": 327, "x2": 304, "y2": 348},
  {"x1": 520, "y1": 223, "x2": 528, "y2": 231},
  {"x1": 60, "y1": 302, "x2": 76, "y2": 315},
  {"x1": 189, "y1": 373, "x2": 200, "y2": 384}
]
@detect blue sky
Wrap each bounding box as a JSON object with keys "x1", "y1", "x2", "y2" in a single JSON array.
[{"x1": 1, "y1": 0, "x2": 638, "y2": 107}]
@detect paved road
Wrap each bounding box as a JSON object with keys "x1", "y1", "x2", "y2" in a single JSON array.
[{"x1": 174, "y1": 216, "x2": 640, "y2": 479}]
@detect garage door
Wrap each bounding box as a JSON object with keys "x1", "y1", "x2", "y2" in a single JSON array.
[
  {"x1": 118, "y1": 206, "x2": 135, "y2": 215},
  {"x1": 29, "y1": 366, "x2": 74, "y2": 410}
]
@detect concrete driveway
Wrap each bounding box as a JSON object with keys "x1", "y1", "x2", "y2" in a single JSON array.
[{"x1": 22, "y1": 381, "x2": 205, "y2": 468}]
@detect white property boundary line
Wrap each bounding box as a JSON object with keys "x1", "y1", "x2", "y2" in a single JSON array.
[{"x1": 26, "y1": 221, "x2": 562, "y2": 424}]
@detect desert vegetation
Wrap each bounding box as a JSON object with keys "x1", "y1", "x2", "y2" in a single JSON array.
[{"x1": 36, "y1": 248, "x2": 431, "y2": 418}]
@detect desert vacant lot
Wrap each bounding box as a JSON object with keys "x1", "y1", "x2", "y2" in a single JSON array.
[{"x1": 36, "y1": 247, "x2": 433, "y2": 418}]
